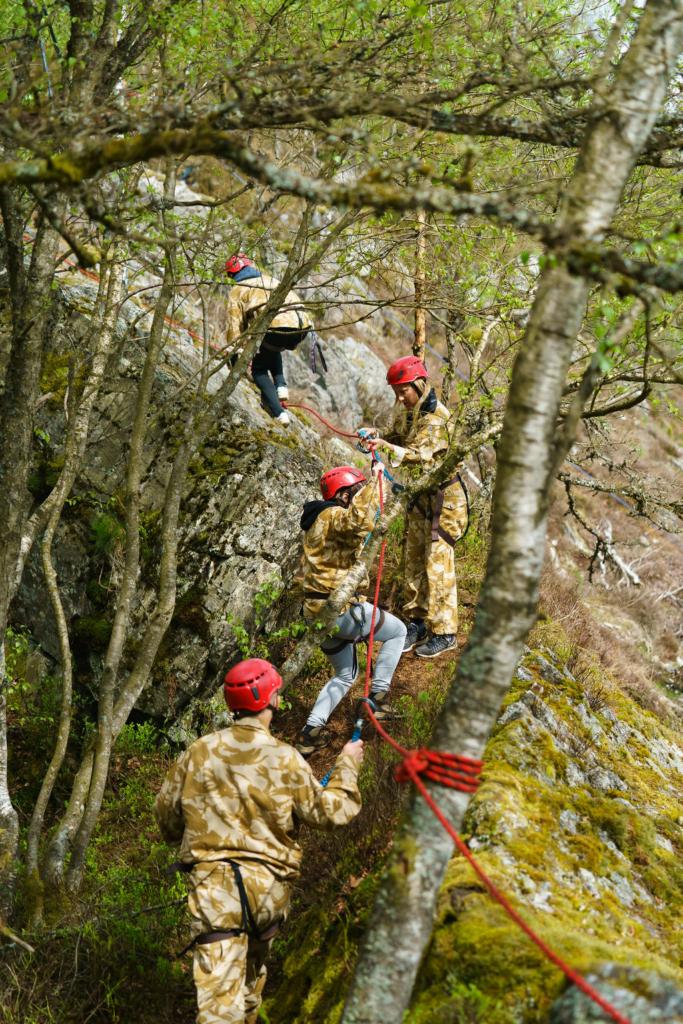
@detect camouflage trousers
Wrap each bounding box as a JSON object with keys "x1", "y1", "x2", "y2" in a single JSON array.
[
  {"x1": 188, "y1": 860, "x2": 291, "y2": 1024},
  {"x1": 403, "y1": 479, "x2": 468, "y2": 635}
]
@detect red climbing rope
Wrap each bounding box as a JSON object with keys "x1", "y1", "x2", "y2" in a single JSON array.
[
  {"x1": 280, "y1": 402, "x2": 360, "y2": 438},
  {"x1": 355, "y1": 472, "x2": 634, "y2": 1024}
]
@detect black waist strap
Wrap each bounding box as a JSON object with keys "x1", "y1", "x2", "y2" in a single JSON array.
[
  {"x1": 322, "y1": 607, "x2": 386, "y2": 669},
  {"x1": 408, "y1": 473, "x2": 470, "y2": 547},
  {"x1": 304, "y1": 590, "x2": 331, "y2": 601},
  {"x1": 168, "y1": 859, "x2": 281, "y2": 957}
]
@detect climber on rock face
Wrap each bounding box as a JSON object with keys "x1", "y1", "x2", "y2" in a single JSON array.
[
  {"x1": 366, "y1": 356, "x2": 469, "y2": 659},
  {"x1": 295, "y1": 463, "x2": 407, "y2": 757},
  {"x1": 153, "y1": 658, "x2": 363, "y2": 1024},
  {"x1": 224, "y1": 254, "x2": 313, "y2": 427}
]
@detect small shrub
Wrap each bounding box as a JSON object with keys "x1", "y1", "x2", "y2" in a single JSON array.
[
  {"x1": 91, "y1": 511, "x2": 125, "y2": 557},
  {"x1": 445, "y1": 977, "x2": 505, "y2": 1024},
  {"x1": 226, "y1": 574, "x2": 309, "y2": 659},
  {"x1": 115, "y1": 720, "x2": 162, "y2": 755}
]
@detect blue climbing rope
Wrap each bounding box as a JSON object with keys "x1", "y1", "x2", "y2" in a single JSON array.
[{"x1": 320, "y1": 698, "x2": 378, "y2": 787}]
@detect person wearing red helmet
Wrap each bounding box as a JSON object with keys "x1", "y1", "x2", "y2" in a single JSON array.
[
  {"x1": 366, "y1": 356, "x2": 469, "y2": 659},
  {"x1": 294, "y1": 463, "x2": 407, "y2": 756},
  {"x1": 224, "y1": 255, "x2": 313, "y2": 427},
  {"x1": 154, "y1": 657, "x2": 362, "y2": 1024}
]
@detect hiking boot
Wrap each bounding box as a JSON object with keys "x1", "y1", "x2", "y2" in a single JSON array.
[
  {"x1": 275, "y1": 411, "x2": 290, "y2": 426},
  {"x1": 414, "y1": 633, "x2": 458, "y2": 659},
  {"x1": 294, "y1": 725, "x2": 332, "y2": 757},
  {"x1": 368, "y1": 690, "x2": 400, "y2": 722},
  {"x1": 403, "y1": 619, "x2": 427, "y2": 654},
  {"x1": 276, "y1": 385, "x2": 289, "y2": 401}
]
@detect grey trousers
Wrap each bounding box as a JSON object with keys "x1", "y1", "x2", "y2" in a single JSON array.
[{"x1": 307, "y1": 603, "x2": 407, "y2": 729}]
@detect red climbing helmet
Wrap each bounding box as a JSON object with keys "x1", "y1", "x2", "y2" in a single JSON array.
[
  {"x1": 225, "y1": 253, "x2": 255, "y2": 276},
  {"x1": 320, "y1": 466, "x2": 366, "y2": 499},
  {"x1": 224, "y1": 658, "x2": 282, "y2": 712},
  {"x1": 387, "y1": 356, "x2": 428, "y2": 387}
]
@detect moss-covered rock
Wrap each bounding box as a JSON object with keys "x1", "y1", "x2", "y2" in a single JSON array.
[
  {"x1": 264, "y1": 647, "x2": 683, "y2": 1024},
  {"x1": 72, "y1": 616, "x2": 113, "y2": 651}
]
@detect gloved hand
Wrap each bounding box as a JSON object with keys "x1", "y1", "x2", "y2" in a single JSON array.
[{"x1": 277, "y1": 385, "x2": 289, "y2": 401}]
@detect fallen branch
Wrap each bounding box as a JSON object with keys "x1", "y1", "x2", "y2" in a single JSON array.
[{"x1": 0, "y1": 918, "x2": 35, "y2": 953}]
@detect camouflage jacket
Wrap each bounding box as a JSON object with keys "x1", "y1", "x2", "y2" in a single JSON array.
[
  {"x1": 387, "y1": 400, "x2": 457, "y2": 482},
  {"x1": 153, "y1": 717, "x2": 360, "y2": 880},
  {"x1": 225, "y1": 271, "x2": 313, "y2": 347},
  {"x1": 301, "y1": 479, "x2": 380, "y2": 619}
]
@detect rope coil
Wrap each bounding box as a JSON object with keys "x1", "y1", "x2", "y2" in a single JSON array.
[{"x1": 394, "y1": 749, "x2": 482, "y2": 791}]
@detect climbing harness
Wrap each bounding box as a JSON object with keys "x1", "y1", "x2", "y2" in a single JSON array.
[
  {"x1": 168, "y1": 859, "x2": 281, "y2": 959},
  {"x1": 316, "y1": 470, "x2": 636, "y2": 1024},
  {"x1": 408, "y1": 473, "x2": 470, "y2": 547},
  {"x1": 320, "y1": 602, "x2": 386, "y2": 691}
]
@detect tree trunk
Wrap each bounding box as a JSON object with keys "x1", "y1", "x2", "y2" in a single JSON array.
[
  {"x1": 25, "y1": 256, "x2": 125, "y2": 927},
  {"x1": 441, "y1": 308, "x2": 462, "y2": 405},
  {"x1": 413, "y1": 210, "x2": 427, "y2": 360},
  {"x1": 64, "y1": 160, "x2": 178, "y2": 890},
  {"x1": 340, "y1": 5, "x2": 683, "y2": 1022},
  {"x1": 0, "y1": 203, "x2": 63, "y2": 907}
]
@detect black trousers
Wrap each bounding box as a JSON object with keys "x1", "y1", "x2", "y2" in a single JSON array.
[
  {"x1": 251, "y1": 349, "x2": 287, "y2": 416},
  {"x1": 251, "y1": 329, "x2": 308, "y2": 416}
]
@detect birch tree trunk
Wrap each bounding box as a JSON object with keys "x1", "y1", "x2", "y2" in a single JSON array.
[
  {"x1": 413, "y1": 210, "x2": 427, "y2": 360},
  {"x1": 25, "y1": 256, "x2": 125, "y2": 926},
  {"x1": 340, "y1": 4, "x2": 683, "y2": 1022},
  {"x1": 0, "y1": 203, "x2": 62, "y2": 909},
  {"x1": 63, "y1": 161, "x2": 178, "y2": 891}
]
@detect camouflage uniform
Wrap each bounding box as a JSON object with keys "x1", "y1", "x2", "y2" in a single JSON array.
[
  {"x1": 387, "y1": 399, "x2": 468, "y2": 635},
  {"x1": 225, "y1": 272, "x2": 312, "y2": 349},
  {"x1": 301, "y1": 479, "x2": 381, "y2": 620},
  {"x1": 154, "y1": 717, "x2": 360, "y2": 1023}
]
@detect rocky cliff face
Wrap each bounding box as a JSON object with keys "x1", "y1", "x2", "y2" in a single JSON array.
[
  {"x1": 7, "y1": 271, "x2": 374, "y2": 728},
  {"x1": 283, "y1": 332, "x2": 393, "y2": 430},
  {"x1": 265, "y1": 645, "x2": 683, "y2": 1024}
]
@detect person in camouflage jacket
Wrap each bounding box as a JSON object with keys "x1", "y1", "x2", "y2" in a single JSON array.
[
  {"x1": 224, "y1": 255, "x2": 312, "y2": 425},
  {"x1": 296, "y1": 462, "x2": 407, "y2": 756},
  {"x1": 368, "y1": 357, "x2": 468, "y2": 660},
  {"x1": 154, "y1": 658, "x2": 362, "y2": 1024}
]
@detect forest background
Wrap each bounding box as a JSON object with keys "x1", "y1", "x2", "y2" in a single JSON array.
[{"x1": 3, "y1": 0, "x2": 683, "y2": 1020}]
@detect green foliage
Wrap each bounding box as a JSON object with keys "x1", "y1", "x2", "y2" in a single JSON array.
[
  {"x1": 302, "y1": 646, "x2": 330, "y2": 676},
  {"x1": 441, "y1": 977, "x2": 506, "y2": 1024},
  {"x1": 86, "y1": 576, "x2": 111, "y2": 607},
  {"x1": 115, "y1": 720, "x2": 163, "y2": 755},
  {"x1": 91, "y1": 511, "x2": 125, "y2": 558},
  {"x1": 2, "y1": 741, "x2": 193, "y2": 1022},
  {"x1": 398, "y1": 687, "x2": 446, "y2": 747},
  {"x1": 3, "y1": 625, "x2": 30, "y2": 688},
  {"x1": 227, "y1": 573, "x2": 309, "y2": 659}
]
